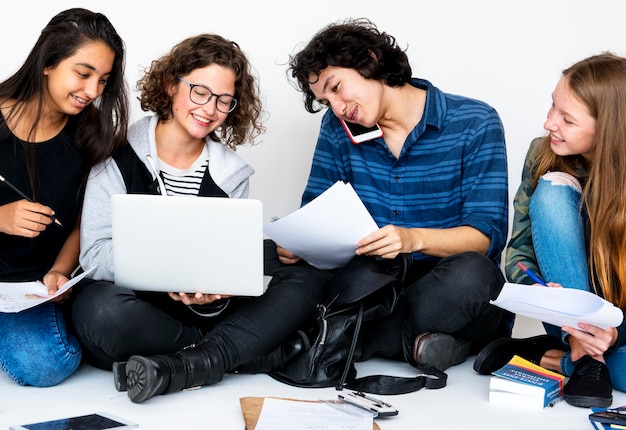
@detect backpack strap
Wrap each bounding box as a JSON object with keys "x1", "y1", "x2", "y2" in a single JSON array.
[
  {"x1": 336, "y1": 302, "x2": 365, "y2": 390},
  {"x1": 328, "y1": 254, "x2": 447, "y2": 395},
  {"x1": 343, "y1": 366, "x2": 447, "y2": 395},
  {"x1": 335, "y1": 299, "x2": 448, "y2": 396}
]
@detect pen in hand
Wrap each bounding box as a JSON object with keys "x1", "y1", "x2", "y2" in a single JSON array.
[
  {"x1": 0, "y1": 174, "x2": 63, "y2": 227},
  {"x1": 516, "y1": 261, "x2": 548, "y2": 286}
]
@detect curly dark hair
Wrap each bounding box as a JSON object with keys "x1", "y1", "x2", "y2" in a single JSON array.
[
  {"x1": 137, "y1": 34, "x2": 264, "y2": 149},
  {"x1": 287, "y1": 18, "x2": 412, "y2": 113}
]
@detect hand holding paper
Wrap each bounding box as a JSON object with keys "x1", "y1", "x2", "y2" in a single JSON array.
[
  {"x1": 0, "y1": 268, "x2": 93, "y2": 313},
  {"x1": 263, "y1": 181, "x2": 378, "y2": 270},
  {"x1": 491, "y1": 283, "x2": 624, "y2": 330}
]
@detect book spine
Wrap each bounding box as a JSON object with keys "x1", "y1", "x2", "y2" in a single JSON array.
[{"x1": 544, "y1": 384, "x2": 562, "y2": 407}]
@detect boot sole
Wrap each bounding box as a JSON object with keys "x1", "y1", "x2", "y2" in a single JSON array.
[
  {"x1": 472, "y1": 334, "x2": 557, "y2": 375},
  {"x1": 126, "y1": 356, "x2": 160, "y2": 403},
  {"x1": 472, "y1": 337, "x2": 512, "y2": 375}
]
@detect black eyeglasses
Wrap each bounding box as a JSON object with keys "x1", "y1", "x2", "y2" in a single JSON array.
[{"x1": 178, "y1": 77, "x2": 238, "y2": 113}]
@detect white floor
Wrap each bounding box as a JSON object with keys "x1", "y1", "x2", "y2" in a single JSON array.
[{"x1": 1, "y1": 316, "x2": 623, "y2": 430}]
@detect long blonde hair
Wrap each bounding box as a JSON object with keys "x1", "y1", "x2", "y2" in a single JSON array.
[{"x1": 534, "y1": 53, "x2": 626, "y2": 310}]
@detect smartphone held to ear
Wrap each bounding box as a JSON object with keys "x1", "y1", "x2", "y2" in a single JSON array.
[{"x1": 340, "y1": 119, "x2": 383, "y2": 144}]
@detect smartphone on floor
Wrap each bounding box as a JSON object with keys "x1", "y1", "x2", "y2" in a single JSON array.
[{"x1": 10, "y1": 412, "x2": 138, "y2": 430}]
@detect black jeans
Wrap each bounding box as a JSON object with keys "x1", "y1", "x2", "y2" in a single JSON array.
[
  {"x1": 71, "y1": 241, "x2": 331, "y2": 371},
  {"x1": 357, "y1": 252, "x2": 507, "y2": 363}
]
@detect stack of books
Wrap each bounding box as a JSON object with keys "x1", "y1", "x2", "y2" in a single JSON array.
[
  {"x1": 589, "y1": 406, "x2": 626, "y2": 429},
  {"x1": 489, "y1": 355, "x2": 565, "y2": 408}
]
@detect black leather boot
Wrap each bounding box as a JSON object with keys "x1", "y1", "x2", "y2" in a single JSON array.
[
  {"x1": 235, "y1": 330, "x2": 309, "y2": 374},
  {"x1": 124, "y1": 341, "x2": 225, "y2": 403}
]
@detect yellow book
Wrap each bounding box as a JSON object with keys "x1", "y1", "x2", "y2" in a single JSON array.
[
  {"x1": 489, "y1": 354, "x2": 566, "y2": 408},
  {"x1": 507, "y1": 355, "x2": 566, "y2": 392}
]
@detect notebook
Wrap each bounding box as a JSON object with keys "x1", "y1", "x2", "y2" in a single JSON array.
[{"x1": 111, "y1": 194, "x2": 267, "y2": 296}]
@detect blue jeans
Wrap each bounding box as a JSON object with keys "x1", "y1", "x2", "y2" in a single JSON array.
[
  {"x1": 530, "y1": 173, "x2": 626, "y2": 391},
  {"x1": 0, "y1": 303, "x2": 82, "y2": 386}
]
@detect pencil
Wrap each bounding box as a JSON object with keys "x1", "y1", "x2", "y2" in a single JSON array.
[{"x1": 0, "y1": 174, "x2": 63, "y2": 226}]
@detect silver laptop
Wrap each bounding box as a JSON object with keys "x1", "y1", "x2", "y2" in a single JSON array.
[{"x1": 111, "y1": 194, "x2": 267, "y2": 296}]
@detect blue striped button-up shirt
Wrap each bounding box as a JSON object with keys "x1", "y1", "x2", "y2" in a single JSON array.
[{"x1": 301, "y1": 78, "x2": 508, "y2": 263}]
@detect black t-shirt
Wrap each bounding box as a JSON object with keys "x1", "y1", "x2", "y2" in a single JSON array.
[{"x1": 0, "y1": 115, "x2": 86, "y2": 281}]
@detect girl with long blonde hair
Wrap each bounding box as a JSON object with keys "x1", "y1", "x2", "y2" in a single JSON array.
[{"x1": 474, "y1": 52, "x2": 626, "y2": 409}]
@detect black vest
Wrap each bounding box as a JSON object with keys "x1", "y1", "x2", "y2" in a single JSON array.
[{"x1": 112, "y1": 144, "x2": 228, "y2": 198}]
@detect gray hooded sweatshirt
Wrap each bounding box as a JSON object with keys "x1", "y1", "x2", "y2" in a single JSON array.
[{"x1": 79, "y1": 115, "x2": 255, "y2": 281}]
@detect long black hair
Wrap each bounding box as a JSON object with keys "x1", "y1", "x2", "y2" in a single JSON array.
[{"x1": 0, "y1": 8, "x2": 129, "y2": 169}]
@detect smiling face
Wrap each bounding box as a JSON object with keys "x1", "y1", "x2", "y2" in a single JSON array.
[
  {"x1": 170, "y1": 64, "x2": 236, "y2": 141},
  {"x1": 308, "y1": 65, "x2": 384, "y2": 128},
  {"x1": 43, "y1": 40, "x2": 115, "y2": 116},
  {"x1": 544, "y1": 76, "x2": 597, "y2": 160}
]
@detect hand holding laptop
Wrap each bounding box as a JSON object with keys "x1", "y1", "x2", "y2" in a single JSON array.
[{"x1": 169, "y1": 291, "x2": 232, "y2": 305}]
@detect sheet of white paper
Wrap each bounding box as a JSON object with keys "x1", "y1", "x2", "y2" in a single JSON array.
[
  {"x1": 0, "y1": 268, "x2": 94, "y2": 313},
  {"x1": 491, "y1": 282, "x2": 624, "y2": 329},
  {"x1": 254, "y1": 398, "x2": 372, "y2": 430},
  {"x1": 263, "y1": 181, "x2": 379, "y2": 270}
]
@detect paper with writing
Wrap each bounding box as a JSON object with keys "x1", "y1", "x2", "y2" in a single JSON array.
[
  {"x1": 0, "y1": 268, "x2": 94, "y2": 313},
  {"x1": 254, "y1": 397, "x2": 372, "y2": 430}
]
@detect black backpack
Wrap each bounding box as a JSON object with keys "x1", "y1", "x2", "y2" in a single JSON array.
[{"x1": 269, "y1": 254, "x2": 447, "y2": 395}]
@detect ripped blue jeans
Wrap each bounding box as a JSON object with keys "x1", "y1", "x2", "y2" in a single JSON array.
[
  {"x1": 0, "y1": 303, "x2": 81, "y2": 386},
  {"x1": 530, "y1": 172, "x2": 626, "y2": 391}
]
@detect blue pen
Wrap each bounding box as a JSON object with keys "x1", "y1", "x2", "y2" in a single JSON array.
[{"x1": 517, "y1": 262, "x2": 548, "y2": 286}]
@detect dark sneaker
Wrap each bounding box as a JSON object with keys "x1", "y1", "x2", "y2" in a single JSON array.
[
  {"x1": 564, "y1": 355, "x2": 612, "y2": 408},
  {"x1": 412, "y1": 332, "x2": 472, "y2": 371},
  {"x1": 473, "y1": 334, "x2": 562, "y2": 375}
]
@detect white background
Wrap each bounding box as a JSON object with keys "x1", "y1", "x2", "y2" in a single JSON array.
[
  {"x1": 2, "y1": 4, "x2": 626, "y2": 425},
  {"x1": 2, "y1": 0, "x2": 625, "y2": 226}
]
